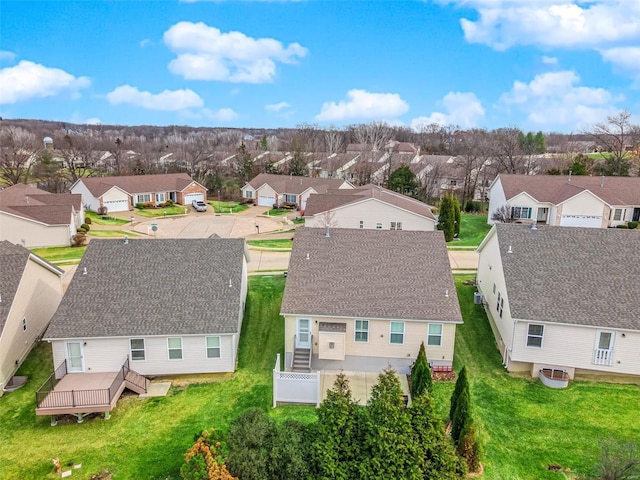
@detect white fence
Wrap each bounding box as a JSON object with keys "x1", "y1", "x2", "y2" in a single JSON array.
[{"x1": 273, "y1": 354, "x2": 320, "y2": 407}]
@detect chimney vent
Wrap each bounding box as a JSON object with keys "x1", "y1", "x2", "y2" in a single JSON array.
[
  {"x1": 306, "y1": 252, "x2": 310, "y2": 260},
  {"x1": 507, "y1": 245, "x2": 513, "y2": 254},
  {"x1": 445, "y1": 289, "x2": 449, "y2": 298},
  {"x1": 124, "y1": 235, "x2": 129, "y2": 245},
  {"x1": 83, "y1": 267, "x2": 88, "y2": 275}
]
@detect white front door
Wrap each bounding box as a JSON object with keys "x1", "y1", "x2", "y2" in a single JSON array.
[
  {"x1": 66, "y1": 342, "x2": 84, "y2": 372},
  {"x1": 296, "y1": 319, "x2": 311, "y2": 348}
]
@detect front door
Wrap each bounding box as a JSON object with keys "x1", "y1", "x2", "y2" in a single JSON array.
[
  {"x1": 633, "y1": 208, "x2": 640, "y2": 222},
  {"x1": 296, "y1": 319, "x2": 311, "y2": 349},
  {"x1": 66, "y1": 342, "x2": 84, "y2": 372}
]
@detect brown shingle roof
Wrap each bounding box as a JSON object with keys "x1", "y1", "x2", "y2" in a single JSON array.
[
  {"x1": 79, "y1": 173, "x2": 202, "y2": 197},
  {"x1": 247, "y1": 173, "x2": 351, "y2": 195},
  {"x1": 281, "y1": 227, "x2": 462, "y2": 323},
  {"x1": 0, "y1": 184, "x2": 81, "y2": 226},
  {"x1": 499, "y1": 174, "x2": 640, "y2": 206}
]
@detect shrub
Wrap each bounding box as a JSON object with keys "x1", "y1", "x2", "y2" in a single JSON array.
[
  {"x1": 457, "y1": 422, "x2": 482, "y2": 473},
  {"x1": 97, "y1": 206, "x2": 108, "y2": 215},
  {"x1": 135, "y1": 203, "x2": 143, "y2": 209},
  {"x1": 628, "y1": 221, "x2": 638, "y2": 230},
  {"x1": 81, "y1": 223, "x2": 90, "y2": 232},
  {"x1": 410, "y1": 342, "x2": 432, "y2": 397},
  {"x1": 616, "y1": 224, "x2": 629, "y2": 229},
  {"x1": 76, "y1": 227, "x2": 86, "y2": 234},
  {"x1": 84, "y1": 216, "x2": 92, "y2": 225},
  {"x1": 71, "y1": 232, "x2": 87, "y2": 247},
  {"x1": 166, "y1": 199, "x2": 174, "y2": 206}
]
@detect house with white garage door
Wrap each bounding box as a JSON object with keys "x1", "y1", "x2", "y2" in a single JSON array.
[
  {"x1": 71, "y1": 173, "x2": 207, "y2": 213},
  {"x1": 241, "y1": 173, "x2": 353, "y2": 210},
  {"x1": 488, "y1": 174, "x2": 640, "y2": 228}
]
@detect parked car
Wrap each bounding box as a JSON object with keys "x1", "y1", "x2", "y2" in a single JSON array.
[{"x1": 192, "y1": 200, "x2": 207, "y2": 212}]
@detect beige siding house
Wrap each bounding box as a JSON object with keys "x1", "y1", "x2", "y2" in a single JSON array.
[
  {"x1": 304, "y1": 184, "x2": 436, "y2": 231},
  {"x1": 476, "y1": 224, "x2": 640, "y2": 380},
  {"x1": 281, "y1": 227, "x2": 462, "y2": 374},
  {"x1": 488, "y1": 174, "x2": 640, "y2": 228},
  {"x1": 0, "y1": 242, "x2": 63, "y2": 395},
  {"x1": 0, "y1": 184, "x2": 84, "y2": 248},
  {"x1": 45, "y1": 238, "x2": 249, "y2": 378}
]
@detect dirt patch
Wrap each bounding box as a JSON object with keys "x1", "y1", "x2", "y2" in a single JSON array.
[
  {"x1": 154, "y1": 372, "x2": 234, "y2": 389},
  {"x1": 90, "y1": 471, "x2": 112, "y2": 480}
]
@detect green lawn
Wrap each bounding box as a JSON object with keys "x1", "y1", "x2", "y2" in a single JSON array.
[
  {"x1": 266, "y1": 208, "x2": 295, "y2": 216},
  {"x1": 134, "y1": 205, "x2": 189, "y2": 217},
  {"x1": 88, "y1": 230, "x2": 139, "y2": 238},
  {"x1": 85, "y1": 211, "x2": 130, "y2": 226},
  {"x1": 447, "y1": 213, "x2": 491, "y2": 247},
  {"x1": 30, "y1": 246, "x2": 86, "y2": 263},
  {"x1": 247, "y1": 239, "x2": 293, "y2": 249},
  {"x1": 0, "y1": 275, "x2": 311, "y2": 479},
  {"x1": 208, "y1": 201, "x2": 249, "y2": 214}
]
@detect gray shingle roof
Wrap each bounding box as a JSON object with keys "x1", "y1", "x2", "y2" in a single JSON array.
[
  {"x1": 45, "y1": 238, "x2": 247, "y2": 339},
  {"x1": 494, "y1": 224, "x2": 640, "y2": 330},
  {"x1": 79, "y1": 173, "x2": 202, "y2": 197},
  {"x1": 281, "y1": 227, "x2": 462, "y2": 323},
  {"x1": 247, "y1": 173, "x2": 351, "y2": 195}
]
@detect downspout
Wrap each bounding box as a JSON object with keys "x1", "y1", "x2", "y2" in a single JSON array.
[{"x1": 506, "y1": 319, "x2": 518, "y2": 369}]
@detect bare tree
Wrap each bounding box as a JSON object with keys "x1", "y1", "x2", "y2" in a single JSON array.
[
  {"x1": 349, "y1": 121, "x2": 392, "y2": 152},
  {"x1": 592, "y1": 439, "x2": 640, "y2": 480},
  {"x1": 323, "y1": 126, "x2": 345, "y2": 155},
  {"x1": 0, "y1": 126, "x2": 38, "y2": 186},
  {"x1": 491, "y1": 127, "x2": 526, "y2": 174},
  {"x1": 491, "y1": 204, "x2": 514, "y2": 223},
  {"x1": 586, "y1": 110, "x2": 637, "y2": 176},
  {"x1": 54, "y1": 133, "x2": 101, "y2": 182},
  {"x1": 455, "y1": 129, "x2": 491, "y2": 204}
]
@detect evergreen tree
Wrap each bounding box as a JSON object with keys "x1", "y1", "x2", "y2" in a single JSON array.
[
  {"x1": 534, "y1": 131, "x2": 546, "y2": 153},
  {"x1": 457, "y1": 421, "x2": 482, "y2": 473},
  {"x1": 411, "y1": 342, "x2": 433, "y2": 397},
  {"x1": 453, "y1": 195, "x2": 461, "y2": 238},
  {"x1": 181, "y1": 429, "x2": 237, "y2": 480},
  {"x1": 449, "y1": 366, "x2": 469, "y2": 421},
  {"x1": 438, "y1": 193, "x2": 455, "y2": 242},
  {"x1": 451, "y1": 388, "x2": 471, "y2": 446},
  {"x1": 388, "y1": 165, "x2": 420, "y2": 198}
]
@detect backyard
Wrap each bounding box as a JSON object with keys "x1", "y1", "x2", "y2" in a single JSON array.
[
  {"x1": 1, "y1": 276, "x2": 638, "y2": 479},
  {"x1": 447, "y1": 213, "x2": 492, "y2": 247}
]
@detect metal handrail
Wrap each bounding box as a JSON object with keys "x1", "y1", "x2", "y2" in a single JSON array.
[{"x1": 308, "y1": 335, "x2": 313, "y2": 370}]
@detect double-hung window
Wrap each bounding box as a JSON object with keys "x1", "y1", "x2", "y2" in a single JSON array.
[
  {"x1": 359, "y1": 220, "x2": 364, "y2": 229},
  {"x1": 284, "y1": 194, "x2": 297, "y2": 203},
  {"x1": 526, "y1": 324, "x2": 544, "y2": 348},
  {"x1": 22, "y1": 318, "x2": 27, "y2": 331},
  {"x1": 511, "y1": 206, "x2": 531, "y2": 220},
  {"x1": 137, "y1": 194, "x2": 151, "y2": 204},
  {"x1": 355, "y1": 320, "x2": 369, "y2": 342},
  {"x1": 613, "y1": 209, "x2": 623, "y2": 221},
  {"x1": 156, "y1": 192, "x2": 166, "y2": 203},
  {"x1": 390, "y1": 322, "x2": 404, "y2": 344},
  {"x1": 390, "y1": 221, "x2": 403, "y2": 230},
  {"x1": 130, "y1": 338, "x2": 145, "y2": 361},
  {"x1": 376, "y1": 222, "x2": 383, "y2": 230},
  {"x1": 244, "y1": 190, "x2": 254, "y2": 199},
  {"x1": 206, "y1": 336, "x2": 221, "y2": 358},
  {"x1": 427, "y1": 324, "x2": 443, "y2": 346},
  {"x1": 168, "y1": 337, "x2": 182, "y2": 359}
]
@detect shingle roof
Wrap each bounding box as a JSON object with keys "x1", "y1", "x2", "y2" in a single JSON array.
[
  {"x1": 498, "y1": 174, "x2": 640, "y2": 206},
  {"x1": 0, "y1": 184, "x2": 81, "y2": 225},
  {"x1": 304, "y1": 184, "x2": 435, "y2": 219},
  {"x1": 494, "y1": 224, "x2": 640, "y2": 330},
  {"x1": 78, "y1": 173, "x2": 201, "y2": 197},
  {"x1": 247, "y1": 173, "x2": 351, "y2": 195},
  {"x1": 281, "y1": 227, "x2": 462, "y2": 323},
  {"x1": 45, "y1": 238, "x2": 247, "y2": 339}
]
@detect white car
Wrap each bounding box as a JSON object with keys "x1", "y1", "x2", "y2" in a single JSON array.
[{"x1": 192, "y1": 200, "x2": 207, "y2": 212}]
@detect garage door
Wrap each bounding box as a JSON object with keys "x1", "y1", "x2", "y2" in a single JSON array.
[
  {"x1": 258, "y1": 196, "x2": 276, "y2": 207},
  {"x1": 183, "y1": 193, "x2": 205, "y2": 205},
  {"x1": 102, "y1": 199, "x2": 129, "y2": 212},
  {"x1": 559, "y1": 215, "x2": 602, "y2": 228}
]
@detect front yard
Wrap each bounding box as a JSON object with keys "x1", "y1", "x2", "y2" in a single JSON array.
[
  {"x1": 1, "y1": 275, "x2": 638, "y2": 479},
  {"x1": 134, "y1": 205, "x2": 189, "y2": 217},
  {"x1": 31, "y1": 246, "x2": 86, "y2": 264},
  {"x1": 208, "y1": 200, "x2": 249, "y2": 214}
]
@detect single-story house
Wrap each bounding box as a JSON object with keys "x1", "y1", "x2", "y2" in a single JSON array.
[
  {"x1": 304, "y1": 184, "x2": 436, "y2": 231},
  {"x1": 280, "y1": 227, "x2": 462, "y2": 374},
  {"x1": 241, "y1": 173, "x2": 354, "y2": 209},
  {"x1": 0, "y1": 241, "x2": 63, "y2": 395},
  {"x1": 71, "y1": 173, "x2": 207, "y2": 213},
  {"x1": 0, "y1": 184, "x2": 84, "y2": 248},
  {"x1": 38, "y1": 238, "x2": 248, "y2": 418},
  {"x1": 488, "y1": 174, "x2": 640, "y2": 228},
  {"x1": 476, "y1": 224, "x2": 640, "y2": 379}
]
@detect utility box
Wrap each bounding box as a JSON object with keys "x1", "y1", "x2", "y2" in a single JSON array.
[{"x1": 474, "y1": 292, "x2": 483, "y2": 305}]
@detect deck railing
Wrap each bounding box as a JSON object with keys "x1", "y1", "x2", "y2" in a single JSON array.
[
  {"x1": 35, "y1": 360, "x2": 67, "y2": 407},
  {"x1": 593, "y1": 348, "x2": 613, "y2": 366}
]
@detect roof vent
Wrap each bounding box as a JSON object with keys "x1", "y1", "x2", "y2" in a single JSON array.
[
  {"x1": 568, "y1": 170, "x2": 572, "y2": 182},
  {"x1": 25, "y1": 196, "x2": 29, "y2": 204},
  {"x1": 228, "y1": 279, "x2": 232, "y2": 288},
  {"x1": 601, "y1": 175, "x2": 605, "y2": 187},
  {"x1": 507, "y1": 245, "x2": 513, "y2": 254},
  {"x1": 445, "y1": 289, "x2": 449, "y2": 298},
  {"x1": 124, "y1": 235, "x2": 129, "y2": 245},
  {"x1": 306, "y1": 252, "x2": 310, "y2": 260},
  {"x1": 83, "y1": 267, "x2": 88, "y2": 275},
  {"x1": 325, "y1": 224, "x2": 330, "y2": 238}
]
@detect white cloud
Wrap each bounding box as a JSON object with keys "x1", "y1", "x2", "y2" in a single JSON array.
[
  {"x1": 411, "y1": 92, "x2": 485, "y2": 129},
  {"x1": 203, "y1": 107, "x2": 238, "y2": 122},
  {"x1": 106, "y1": 85, "x2": 204, "y2": 111},
  {"x1": 0, "y1": 60, "x2": 89, "y2": 104},
  {"x1": 0, "y1": 50, "x2": 16, "y2": 61},
  {"x1": 600, "y1": 47, "x2": 640, "y2": 82},
  {"x1": 315, "y1": 89, "x2": 409, "y2": 122},
  {"x1": 541, "y1": 55, "x2": 558, "y2": 64},
  {"x1": 163, "y1": 21, "x2": 307, "y2": 83},
  {"x1": 498, "y1": 70, "x2": 616, "y2": 129},
  {"x1": 140, "y1": 39, "x2": 154, "y2": 48},
  {"x1": 86, "y1": 117, "x2": 102, "y2": 125},
  {"x1": 265, "y1": 101, "x2": 291, "y2": 112}
]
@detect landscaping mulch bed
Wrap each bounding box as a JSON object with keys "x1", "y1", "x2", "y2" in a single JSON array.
[{"x1": 433, "y1": 370, "x2": 457, "y2": 382}]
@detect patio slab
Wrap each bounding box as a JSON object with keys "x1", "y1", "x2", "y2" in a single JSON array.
[
  {"x1": 319, "y1": 370, "x2": 410, "y2": 405},
  {"x1": 138, "y1": 381, "x2": 171, "y2": 398}
]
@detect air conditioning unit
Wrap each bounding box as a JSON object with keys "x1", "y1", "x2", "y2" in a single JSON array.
[{"x1": 473, "y1": 292, "x2": 483, "y2": 305}]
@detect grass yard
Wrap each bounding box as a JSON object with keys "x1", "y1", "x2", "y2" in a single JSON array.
[
  {"x1": 88, "y1": 230, "x2": 139, "y2": 238},
  {"x1": 247, "y1": 239, "x2": 293, "y2": 249},
  {"x1": 208, "y1": 201, "x2": 248, "y2": 214},
  {"x1": 0, "y1": 275, "x2": 313, "y2": 479},
  {"x1": 135, "y1": 205, "x2": 188, "y2": 217},
  {"x1": 30, "y1": 246, "x2": 86, "y2": 263},
  {"x1": 447, "y1": 213, "x2": 492, "y2": 247},
  {"x1": 85, "y1": 211, "x2": 130, "y2": 226},
  {"x1": 266, "y1": 207, "x2": 295, "y2": 216},
  {"x1": 443, "y1": 276, "x2": 640, "y2": 479}
]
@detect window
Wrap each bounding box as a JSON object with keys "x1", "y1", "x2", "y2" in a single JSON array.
[
  {"x1": 376, "y1": 222, "x2": 383, "y2": 230},
  {"x1": 244, "y1": 190, "x2": 254, "y2": 199},
  {"x1": 390, "y1": 221, "x2": 403, "y2": 230},
  {"x1": 511, "y1": 206, "x2": 532, "y2": 220},
  {"x1": 22, "y1": 318, "x2": 27, "y2": 331},
  {"x1": 390, "y1": 322, "x2": 404, "y2": 344},
  {"x1": 359, "y1": 220, "x2": 364, "y2": 229},
  {"x1": 284, "y1": 194, "x2": 297, "y2": 203},
  {"x1": 168, "y1": 337, "x2": 182, "y2": 359},
  {"x1": 136, "y1": 194, "x2": 151, "y2": 203},
  {"x1": 496, "y1": 292, "x2": 501, "y2": 310},
  {"x1": 613, "y1": 209, "x2": 623, "y2": 221},
  {"x1": 156, "y1": 192, "x2": 165, "y2": 203},
  {"x1": 130, "y1": 338, "x2": 145, "y2": 361},
  {"x1": 492, "y1": 283, "x2": 496, "y2": 295},
  {"x1": 598, "y1": 331, "x2": 613, "y2": 350},
  {"x1": 206, "y1": 336, "x2": 221, "y2": 358},
  {"x1": 499, "y1": 297, "x2": 504, "y2": 318},
  {"x1": 355, "y1": 320, "x2": 369, "y2": 342},
  {"x1": 450, "y1": 179, "x2": 457, "y2": 186},
  {"x1": 427, "y1": 324, "x2": 443, "y2": 346},
  {"x1": 526, "y1": 324, "x2": 544, "y2": 348}
]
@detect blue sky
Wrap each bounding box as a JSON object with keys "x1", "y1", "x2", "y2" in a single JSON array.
[{"x1": 1, "y1": 0, "x2": 639, "y2": 132}]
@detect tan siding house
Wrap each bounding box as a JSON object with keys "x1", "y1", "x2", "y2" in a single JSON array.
[
  {"x1": 0, "y1": 242, "x2": 63, "y2": 395},
  {"x1": 476, "y1": 224, "x2": 640, "y2": 380}
]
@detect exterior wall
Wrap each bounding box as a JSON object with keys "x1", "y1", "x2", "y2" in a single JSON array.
[
  {"x1": 176, "y1": 182, "x2": 208, "y2": 205},
  {"x1": 556, "y1": 191, "x2": 607, "y2": 227},
  {"x1": 255, "y1": 184, "x2": 278, "y2": 203},
  {"x1": 52, "y1": 334, "x2": 238, "y2": 375},
  {"x1": 318, "y1": 332, "x2": 346, "y2": 360},
  {"x1": 71, "y1": 180, "x2": 100, "y2": 212},
  {"x1": 284, "y1": 314, "x2": 457, "y2": 371},
  {"x1": 487, "y1": 178, "x2": 508, "y2": 225},
  {"x1": 299, "y1": 188, "x2": 317, "y2": 210},
  {"x1": 607, "y1": 205, "x2": 634, "y2": 228},
  {"x1": 100, "y1": 187, "x2": 131, "y2": 211},
  {"x1": 0, "y1": 213, "x2": 71, "y2": 247},
  {"x1": 305, "y1": 198, "x2": 436, "y2": 231},
  {"x1": 0, "y1": 258, "x2": 62, "y2": 392},
  {"x1": 337, "y1": 181, "x2": 354, "y2": 190},
  {"x1": 241, "y1": 185, "x2": 256, "y2": 200}
]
